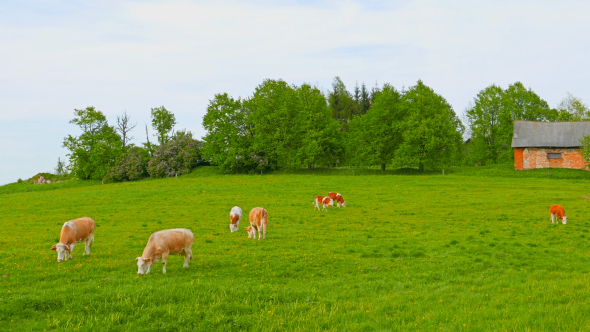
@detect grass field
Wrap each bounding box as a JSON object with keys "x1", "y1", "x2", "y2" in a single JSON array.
[{"x1": 1, "y1": 166, "x2": 590, "y2": 331}]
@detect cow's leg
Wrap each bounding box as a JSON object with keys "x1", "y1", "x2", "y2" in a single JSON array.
[
  {"x1": 551, "y1": 213, "x2": 555, "y2": 224},
  {"x1": 161, "y1": 252, "x2": 169, "y2": 274},
  {"x1": 314, "y1": 201, "x2": 319, "y2": 210},
  {"x1": 84, "y1": 236, "x2": 92, "y2": 255},
  {"x1": 146, "y1": 262, "x2": 152, "y2": 274},
  {"x1": 68, "y1": 244, "x2": 75, "y2": 260},
  {"x1": 262, "y1": 221, "x2": 267, "y2": 240},
  {"x1": 183, "y1": 248, "x2": 192, "y2": 268}
]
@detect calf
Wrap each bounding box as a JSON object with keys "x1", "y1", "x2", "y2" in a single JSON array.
[
  {"x1": 314, "y1": 195, "x2": 333, "y2": 211},
  {"x1": 245, "y1": 226, "x2": 255, "y2": 239},
  {"x1": 249, "y1": 207, "x2": 268, "y2": 240},
  {"x1": 229, "y1": 206, "x2": 242, "y2": 233},
  {"x1": 550, "y1": 205, "x2": 567, "y2": 224},
  {"x1": 51, "y1": 217, "x2": 95, "y2": 262},
  {"x1": 136, "y1": 228, "x2": 194, "y2": 275},
  {"x1": 328, "y1": 192, "x2": 346, "y2": 207}
]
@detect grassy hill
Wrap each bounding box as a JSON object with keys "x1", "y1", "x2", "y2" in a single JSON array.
[{"x1": 1, "y1": 166, "x2": 589, "y2": 331}]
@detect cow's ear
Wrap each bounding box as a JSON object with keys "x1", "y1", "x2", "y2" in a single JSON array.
[
  {"x1": 136, "y1": 257, "x2": 141, "y2": 261},
  {"x1": 51, "y1": 245, "x2": 57, "y2": 251},
  {"x1": 145, "y1": 258, "x2": 152, "y2": 264},
  {"x1": 64, "y1": 245, "x2": 71, "y2": 252}
]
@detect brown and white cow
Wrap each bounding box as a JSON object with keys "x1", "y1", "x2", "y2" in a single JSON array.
[
  {"x1": 314, "y1": 195, "x2": 333, "y2": 211},
  {"x1": 136, "y1": 228, "x2": 194, "y2": 275},
  {"x1": 245, "y1": 226, "x2": 255, "y2": 239},
  {"x1": 550, "y1": 205, "x2": 567, "y2": 224},
  {"x1": 51, "y1": 217, "x2": 95, "y2": 262},
  {"x1": 248, "y1": 207, "x2": 268, "y2": 240},
  {"x1": 229, "y1": 206, "x2": 242, "y2": 233},
  {"x1": 328, "y1": 192, "x2": 346, "y2": 207}
]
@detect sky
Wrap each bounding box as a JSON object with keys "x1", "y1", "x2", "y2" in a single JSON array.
[{"x1": 1, "y1": 0, "x2": 590, "y2": 185}]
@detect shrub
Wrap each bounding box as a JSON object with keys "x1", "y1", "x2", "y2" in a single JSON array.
[
  {"x1": 105, "y1": 147, "x2": 149, "y2": 182},
  {"x1": 147, "y1": 136, "x2": 201, "y2": 178}
]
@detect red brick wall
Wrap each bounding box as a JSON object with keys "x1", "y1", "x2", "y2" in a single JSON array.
[{"x1": 515, "y1": 148, "x2": 588, "y2": 170}]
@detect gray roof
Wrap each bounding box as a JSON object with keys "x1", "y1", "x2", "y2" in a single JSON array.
[{"x1": 512, "y1": 120, "x2": 590, "y2": 148}]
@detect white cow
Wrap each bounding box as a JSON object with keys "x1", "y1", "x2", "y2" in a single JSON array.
[
  {"x1": 136, "y1": 228, "x2": 194, "y2": 275},
  {"x1": 229, "y1": 206, "x2": 243, "y2": 233}
]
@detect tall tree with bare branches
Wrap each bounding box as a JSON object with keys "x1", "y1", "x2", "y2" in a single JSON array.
[{"x1": 116, "y1": 111, "x2": 137, "y2": 147}]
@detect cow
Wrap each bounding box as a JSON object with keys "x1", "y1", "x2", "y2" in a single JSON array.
[
  {"x1": 248, "y1": 207, "x2": 268, "y2": 240},
  {"x1": 550, "y1": 205, "x2": 567, "y2": 225},
  {"x1": 51, "y1": 217, "x2": 95, "y2": 262},
  {"x1": 245, "y1": 226, "x2": 255, "y2": 239},
  {"x1": 136, "y1": 228, "x2": 194, "y2": 275},
  {"x1": 314, "y1": 195, "x2": 333, "y2": 211},
  {"x1": 328, "y1": 192, "x2": 346, "y2": 207},
  {"x1": 229, "y1": 206, "x2": 243, "y2": 233}
]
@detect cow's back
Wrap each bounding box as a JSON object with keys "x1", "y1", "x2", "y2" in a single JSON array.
[
  {"x1": 249, "y1": 207, "x2": 268, "y2": 227},
  {"x1": 150, "y1": 228, "x2": 194, "y2": 254},
  {"x1": 63, "y1": 217, "x2": 95, "y2": 243},
  {"x1": 550, "y1": 205, "x2": 565, "y2": 217}
]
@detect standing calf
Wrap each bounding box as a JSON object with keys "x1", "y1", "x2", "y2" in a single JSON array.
[
  {"x1": 51, "y1": 217, "x2": 95, "y2": 262},
  {"x1": 328, "y1": 192, "x2": 346, "y2": 207},
  {"x1": 314, "y1": 196, "x2": 333, "y2": 211},
  {"x1": 229, "y1": 206, "x2": 242, "y2": 233},
  {"x1": 248, "y1": 207, "x2": 268, "y2": 240},
  {"x1": 136, "y1": 228, "x2": 194, "y2": 275},
  {"x1": 549, "y1": 205, "x2": 567, "y2": 224}
]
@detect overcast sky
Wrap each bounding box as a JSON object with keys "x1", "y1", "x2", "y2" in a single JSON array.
[{"x1": 1, "y1": 0, "x2": 589, "y2": 185}]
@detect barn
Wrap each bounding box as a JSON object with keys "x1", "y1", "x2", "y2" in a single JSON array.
[{"x1": 512, "y1": 120, "x2": 590, "y2": 170}]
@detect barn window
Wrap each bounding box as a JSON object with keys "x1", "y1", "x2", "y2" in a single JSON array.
[{"x1": 547, "y1": 153, "x2": 562, "y2": 159}]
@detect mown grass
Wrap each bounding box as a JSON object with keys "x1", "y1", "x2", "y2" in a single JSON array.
[{"x1": 1, "y1": 166, "x2": 590, "y2": 331}]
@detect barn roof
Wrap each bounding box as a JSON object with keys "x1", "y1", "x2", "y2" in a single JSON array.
[{"x1": 512, "y1": 120, "x2": 590, "y2": 148}]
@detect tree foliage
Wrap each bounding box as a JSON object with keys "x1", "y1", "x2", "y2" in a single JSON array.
[
  {"x1": 347, "y1": 84, "x2": 404, "y2": 170},
  {"x1": 147, "y1": 135, "x2": 201, "y2": 178},
  {"x1": 557, "y1": 93, "x2": 590, "y2": 121},
  {"x1": 151, "y1": 106, "x2": 177, "y2": 145},
  {"x1": 105, "y1": 146, "x2": 149, "y2": 182},
  {"x1": 63, "y1": 107, "x2": 123, "y2": 180},
  {"x1": 466, "y1": 82, "x2": 555, "y2": 165},
  {"x1": 396, "y1": 81, "x2": 464, "y2": 171}
]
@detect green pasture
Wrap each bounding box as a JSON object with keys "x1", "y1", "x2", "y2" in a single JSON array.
[{"x1": 1, "y1": 166, "x2": 590, "y2": 331}]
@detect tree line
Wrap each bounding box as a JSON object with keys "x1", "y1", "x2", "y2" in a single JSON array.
[
  {"x1": 63, "y1": 106, "x2": 201, "y2": 181},
  {"x1": 62, "y1": 77, "x2": 589, "y2": 180}
]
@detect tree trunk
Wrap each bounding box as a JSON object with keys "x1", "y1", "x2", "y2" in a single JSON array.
[
  {"x1": 419, "y1": 162, "x2": 424, "y2": 171},
  {"x1": 380, "y1": 164, "x2": 386, "y2": 172},
  {"x1": 307, "y1": 164, "x2": 312, "y2": 171}
]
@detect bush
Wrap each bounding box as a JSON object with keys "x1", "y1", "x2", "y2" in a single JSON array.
[
  {"x1": 147, "y1": 136, "x2": 201, "y2": 178},
  {"x1": 105, "y1": 147, "x2": 149, "y2": 182}
]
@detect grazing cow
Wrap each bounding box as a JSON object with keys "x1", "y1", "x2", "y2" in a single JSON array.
[
  {"x1": 51, "y1": 217, "x2": 95, "y2": 262},
  {"x1": 136, "y1": 228, "x2": 194, "y2": 275},
  {"x1": 314, "y1": 195, "x2": 333, "y2": 211},
  {"x1": 229, "y1": 206, "x2": 243, "y2": 233},
  {"x1": 328, "y1": 192, "x2": 346, "y2": 207},
  {"x1": 248, "y1": 207, "x2": 268, "y2": 240},
  {"x1": 550, "y1": 205, "x2": 567, "y2": 224},
  {"x1": 245, "y1": 226, "x2": 255, "y2": 239}
]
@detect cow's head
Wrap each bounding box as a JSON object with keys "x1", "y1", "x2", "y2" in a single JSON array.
[
  {"x1": 229, "y1": 222, "x2": 239, "y2": 233},
  {"x1": 341, "y1": 200, "x2": 346, "y2": 207},
  {"x1": 51, "y1": 243, "x2": 71, "y2": 262},
  {"x1": 562, "y1": 216, "x2": 568, "y2": 224},
  {"x1": 246, "y1": 226, "x2": 254, "y2": 238},
  {"x1": 136, "y1": 257, "x2": 153, "y2": 275}
]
